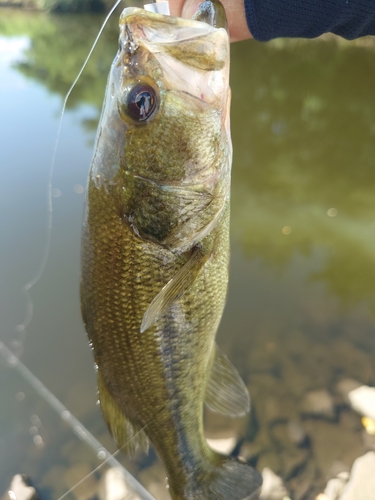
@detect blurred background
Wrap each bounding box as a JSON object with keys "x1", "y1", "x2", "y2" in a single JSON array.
[{"x1": 1, "y1": 2, "x2": 375, "y2": 499}]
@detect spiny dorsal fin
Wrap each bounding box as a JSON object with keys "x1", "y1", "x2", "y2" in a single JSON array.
[
  {"x1": 205, "y1": 345, "x2": 250, "y2": 416},
  {"x1": 98, "y1": 371, "x2": 149, "y2": 456},
  {"x1": 140, "y1": 246, "x2": 208, "y2": 333}
]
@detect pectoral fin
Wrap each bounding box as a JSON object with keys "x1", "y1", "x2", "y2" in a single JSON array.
[
  {"x1": 140, "y1": 246, "x2": 208, "y2": 333},
  {"x1": 205, "y1": 345, "x2": 250, "y2": 416},
  {"x1": 98, "y1": 371, "x2": 148, "y2": 456}
]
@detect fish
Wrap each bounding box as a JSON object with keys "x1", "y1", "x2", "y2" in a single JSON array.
[{"x1": 80, "y1": 1, "x2": 262, "y2": 499}]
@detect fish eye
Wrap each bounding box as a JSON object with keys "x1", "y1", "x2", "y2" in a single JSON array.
[{"x1": 119, "y1": 82, "x2": 159, "y2": 124}]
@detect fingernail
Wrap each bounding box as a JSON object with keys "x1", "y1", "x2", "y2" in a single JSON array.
[{"x1": 182, "y1": 0, "x2": 201, "y2": 19}]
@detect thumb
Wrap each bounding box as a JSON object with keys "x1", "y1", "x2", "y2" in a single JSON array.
[{"x1": 181, "y1": 0, "x2": 201, "y2": 19}]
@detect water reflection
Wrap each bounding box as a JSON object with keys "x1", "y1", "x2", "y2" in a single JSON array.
[
  {"x1": 230, "y1": 39, "x2": 375, "y2": 305},
  {"x1": 1, "y1": 7, "x2": 375, "y2": 499},
  {"x1": 4, "y1": 10, "x2": 375, "y2": 307}
]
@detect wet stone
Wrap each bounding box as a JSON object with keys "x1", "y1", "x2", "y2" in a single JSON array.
[
  {"x1": 326, "y1": 460, "x2": 350, "y2": 480},
  {"x1": 98, "y1": 468, "x2": 143, "y2": 500},
  {"x1": 330, "y1": 341, "x2": 374, "y2": 384},
  {"x1": 304, "y1": 420, "x2": 365, "y2": 476},
  {"x1": 240, "y1": 426, "x2": 273, "y2": 461},
  {"x1": 63, "y1": 463, "x2": 98, "y2": 500},
  {"x1": 258, "y1": 394, "x2": 299, "y2": 425},
  {"x1": 1, "y1": 475, "x2": 39, "y2": 500},
  {"x1": 279, "y1": 355, "x2": 313, "y2": 399},
  {"x1": 204, "y1": 407, "x2": 249, "y2": 440},
  {"x1": 270, "y1": 422, "x2": 293, "y2": 448},
  {"x1": 256, "y1": 450, "x2": 282, "y2": 475},
  {"x1": 204, "y1": 407, "x2": 248, "y2": 454},
  {"x1": 287, "y1": 459, "x2": 318, "y2": 500},
  {"x1": 138, "y1": 462, "x2": 169, "y2": 500},
  {"x1": 287, "y1": 420, "x2": 308, "y2": 446},
  {"x1": 347, "y1": 385, "x2": 375, "y2": 419},
  {"x1": 270, "y1": 421, "x2": 307, "y2": 449},
  {"x1": 259, "y1": 467, "x2": 289, "y2": 500},
  {"x1": 340, "y1": 452, "x2": 375, "y2": 500},
  {"x1": 361, "y1": 429, "x2": 375, "y2": 451},
  {"x1": 323, "y1": 471, "x2": 349, "y2": 500},
  {"x1": 339, "y1": 410, "x2": 363, "y2": 432},
  {"x1": 281, "y1": 448, "x2": 310, "y2": 480},
  {"x1": 282, "y1": 330, "x2": 311, "y2": 357},
  {"x1": 248, "y1": 347, "x2": 281, "y2": 375},
  {"x1": 297, "y1": 344, "x2": 333, "y2": 389},
  {"x1": 334, "y1": 379, "x2": 362, "y2": 404},
  {"x1": 300, "y1": 389, "x2": 335, "y2": 420}
]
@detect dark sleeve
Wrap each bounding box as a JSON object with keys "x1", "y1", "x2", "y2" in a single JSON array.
[{"x1": 244, "y1": 0, "x2": 375, "y2": 41}]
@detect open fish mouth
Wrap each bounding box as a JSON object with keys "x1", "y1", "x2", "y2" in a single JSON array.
[{"x1": 117, "y1": 5, "x2": 229, "y2": 105}]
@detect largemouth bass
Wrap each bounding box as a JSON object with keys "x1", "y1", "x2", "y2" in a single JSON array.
[{"x1": 81, "y1": 2, "x2": 262, "y2": 498}]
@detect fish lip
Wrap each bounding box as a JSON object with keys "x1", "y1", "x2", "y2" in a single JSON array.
[{"x1": 119, "y1": 6, "x2": 221, "y2": 40}]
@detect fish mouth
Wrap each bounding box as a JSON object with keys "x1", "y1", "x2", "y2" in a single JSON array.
[
  {"x1": 118, "y1": 7, "x2": 229, "y2": 106},
  {"x1": 119, "y1": 7, "x2": 218, "y2": 41}
]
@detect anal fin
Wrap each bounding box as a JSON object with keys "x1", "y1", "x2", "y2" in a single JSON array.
[
  {"x1": 98, "y1": 371, "x2": 149, "y2": 456},
  {"x1": 205, "y1": 345, "x2": 250, "y2": 417},
  {"x1": 140, "y1": 246, "x2": 208, "y2": 333}
]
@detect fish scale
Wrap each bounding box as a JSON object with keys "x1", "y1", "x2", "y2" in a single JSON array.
[{"x1": 81, "y1": 3, "x2": 262, "y2": 499}]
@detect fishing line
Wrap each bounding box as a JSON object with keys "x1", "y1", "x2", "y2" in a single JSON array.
[
  {"x1": 56, "y1": 384, "x2": 185, "y2": 500},
  {"x1": 16, "y1": 0, "x2": 123, "y2": 348}
]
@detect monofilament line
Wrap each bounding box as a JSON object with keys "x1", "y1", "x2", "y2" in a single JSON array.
[{"x1": 17, "y1": 0, "x2": 123, "y2": 338}]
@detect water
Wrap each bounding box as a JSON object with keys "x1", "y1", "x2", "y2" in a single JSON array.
[{"x1": 1, "y1": 6, "x2": 375, "y2": 499}]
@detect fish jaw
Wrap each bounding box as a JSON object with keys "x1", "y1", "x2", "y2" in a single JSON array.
[{"x1": 95, "y1": 8, "x2": 232, "y2": 252}]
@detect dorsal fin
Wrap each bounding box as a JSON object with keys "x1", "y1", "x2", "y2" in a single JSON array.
[
  {"x1": 97, "y1": 371, "x2": 149, "y2": 456},
  {"x1": 140, "y1": 246, "x2": 208, "y2": 332},
  {"x1": 205, "y1": 345, "x2": 250, "y2": 416}
]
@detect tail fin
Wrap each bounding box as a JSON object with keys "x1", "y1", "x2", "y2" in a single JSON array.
[
  {"x1": 205, "y1": 457, "x2": 262, "y2": 500},
  {"x1": 170, "y1": 455, "x2": 262, "y2": 500}
]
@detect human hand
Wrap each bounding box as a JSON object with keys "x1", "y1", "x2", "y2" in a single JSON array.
[{"x1": 169, "y1": 0, "x2": 253, "y2": 42}]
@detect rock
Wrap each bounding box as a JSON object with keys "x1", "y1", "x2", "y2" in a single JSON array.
[
  {"x1": 271, "y1": 421, "x2": 307, "y2": 449},
  {"x1": 283, "y1": 330, "x2": 311, "y2": 357},
  {"x1": 323, "y1": 471, "x2": 349, "y2": 500},
  {"x1": 63, "y1": 463, "x2": 98, "y2": 500},
  {"x1": 204, "y1": 407, "x2": 248, "y2": 454},
  {"x1": 257, "y1": 451, "x2": 282, "y2": 475},
  {"x1": 287, "y1": 420, "x2": 308, "y2": 446},
  {"x1": 297, "y1": 344, "x2": 332, "y2": 389},
  {"x1": 138, "y1": 462, "x2": 169, "y2": 500},
  {"x1": 259, "y1": 467, "x2": 290, "y2": 500},
  {"x1": 248, "y1": 347, "x2": 280, "y2": 375},
  {"x1": 98, "y1": 468, "x2": 144, "y2": 500},
  {"x1": 300, "y1": 389, "x2": 335, "y2": 419},
  {"x1": 361, "y1": 429, "x2": 375, "y2": 451},
  {"x1": 281, "y1": 448, "x2": 309, "y2": 479},
  {"x1": 340, "y1": 452, "x2": 375, "y2": 500},
  {"x1": 206, "y1": 437, "x2": 237, "y2": 454},
  {"x1": 287, "y1": 459, "x2": 317, "y2": 500},
  {"x1": 240, "y1": 427, "x2": 273, "y2": 462},
  {"x1": 347, "y1": 385, "x2": 375, "y2": 420},
  {"x1": 304, "y1": 420, "x2": 365, "y2": 476},
  {"x1": 335, "y1": 379, "x2": 362, "y2": 404},
  {"x1": 260, "y1": 394, "x2": 298, "y2": 425},
  {"x1": 338, "y1": 410, "x2": 362, "y2": 433},
  {"x1": 326, "y1": 461, "x2": 350, "y2": 480},
  {"x1": 330, "y1": 341, "x2": 374, "y2": 384},
  {"x1": 1, "y1": 475, "x2": 39, "y2": 500},
  {"x1": 279, "y1": 356, "x2": 312, "y2": 399},
  {"x1": 204, "y1": 407, "x2": 249, "y2": 440}
]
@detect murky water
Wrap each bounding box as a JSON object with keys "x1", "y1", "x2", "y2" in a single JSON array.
[{"x1": 1, "y1": 6, "x2": 375, "y2": 500}]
